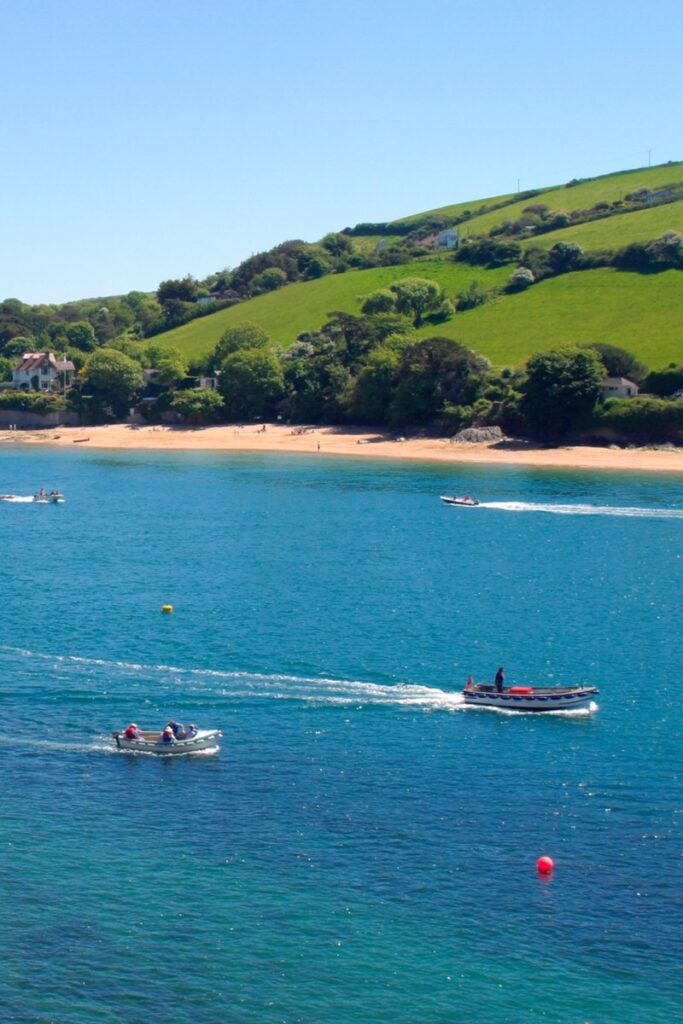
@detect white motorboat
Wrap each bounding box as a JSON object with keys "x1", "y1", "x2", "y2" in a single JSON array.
[
  {"x1": 33, "y1": 491, "x2": 65, "y2": 503},
  {"x1": 112, "y1": 727, "x2": 222, "y2": 754},
  {"x1": 462, "y1": 682, "x2": 598, "y2": 711},
  {"x1": 441, "y1": 495, "x2": 479, "y2": 506}
]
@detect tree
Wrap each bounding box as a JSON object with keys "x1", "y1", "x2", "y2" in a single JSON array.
[
  {"x1": 521, "y1": 346, "x2": 604, "y2": 438},
  {"x1": 213, "y1": 322, "x2": 271, "y2": 366},
  {"x1": 79, "y1": 347, "x2": 144, "y2": 416},
  {"x1": 349, "y1": 347, "x2": 400, "y2": 423},
  {"x1": 170, "y1": 388, "x2": 224, "y2": 424},
  {"x1": 388, "y1": 337, "x2": 486, "y2": 426},
  {"x1": 0, "y1": 355, "x2": 13, "y2": 382},
  {"x1": 156, "y1": 276, "x2": 199, "y2": 304},
  {"x1": 64, "y1": 321, "x2": 97, "y2": 352},
  {"x1": 154, "y1": 350, "x2": 188, "y2": 388},
  {"x1": 389, "y1": 278, "x2": 452, "y2": 327},
  {"x1": 251, "y1": 267, "x2": 288, "y2": 294},
  {"x1": 360, "y1": 289, "x2": 396, "y2": 315},
  {"x1": 642, "y1": 364, "x2": 683, "y2": 397},
  {"x1": 548, "y1": 242, "x2": 584, "y2": 274},
  {"x1": 581, "y1": 342, "x2": 647, "y2": 384},
  {"x1": 218, "y1": 348, "x2": 284, "y2": 420}
]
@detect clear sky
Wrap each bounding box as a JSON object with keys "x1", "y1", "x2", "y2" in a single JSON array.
[{"x1": 1, "y1": 0, "x2": 680, "y2": 305}]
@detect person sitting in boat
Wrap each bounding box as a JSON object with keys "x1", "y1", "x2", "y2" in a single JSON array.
[
  {"x1": 161, "y1": 726, "x2": 175, "y2": 743},
  {"x1": 166, "y1": 720, "x2": 186, "y2": 739},
  {"x1": 124, "y1": 723, "x2": 142, "y2": 740},
  {"x1": 494, "y1": 667, "x2": 505, "y2": 693},
  {"x1": 184, "y1": 723, "x2": 198, "y2": 739}
]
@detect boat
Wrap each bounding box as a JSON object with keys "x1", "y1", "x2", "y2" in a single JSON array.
[
  {"x1": 112, "y1": 727, "x2": 222, "y2": 754},
  {"x1": 441, "y1": 495, "x2": 479, "y2": 506},
  {"x1": 33, "y1": 491, "x2": 65, "y2": 503},
  {"x1": 462, "y1": 682, "x2": 598, "y2": 711}
]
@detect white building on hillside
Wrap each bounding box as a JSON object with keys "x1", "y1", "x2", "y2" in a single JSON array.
[
  {"x1": 12, "y1": 352, "x2": 75, "y2": 391},
  {"x1": 602, "y1": 377, "x2": 639, "y2": 399}
]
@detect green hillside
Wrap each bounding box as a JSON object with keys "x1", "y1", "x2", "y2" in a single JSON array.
[
  {"x1": 414, "y1": 162, "x2": 683, "y2": 237},
  {"x1": 161, "y1": 259, "x2": 509, "y2": 359},
  {"x1": 518, "y1": 201, "x2": 683, "y2": 252},
  {"x1": 414, "y1": 268, "x2": 683, "y2": 368},
  {"x1": 156, "y1": 161, "x2": 683, "y2": 373}
]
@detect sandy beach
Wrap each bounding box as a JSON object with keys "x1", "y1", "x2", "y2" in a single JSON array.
[{"x1": 1, "y1": 422, "x2": 682, "y2": 473}]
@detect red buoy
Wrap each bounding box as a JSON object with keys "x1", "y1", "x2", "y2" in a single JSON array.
[{"x1": 537, "y1": 855, "x2": 555, "y2": 874}]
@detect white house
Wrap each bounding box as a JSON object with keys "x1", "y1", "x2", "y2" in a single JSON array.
[
  {"x1": 12, "y1": 352, "x2": 75, "y2": 391},
  {"x1": 602, "y1": 376, "x2": 639, "y2": 399}
]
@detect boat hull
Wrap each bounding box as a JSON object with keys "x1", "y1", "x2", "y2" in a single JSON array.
[
  {"x1": 462, "y1": 686, "x2": 598, "y2": 711},
  {"x1": 113, "y1": 728, "x2": 222, "y2": 754}
]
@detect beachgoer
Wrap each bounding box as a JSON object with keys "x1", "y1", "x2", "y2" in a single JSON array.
[
  {"x1": 494, "y1": 667, "x2": 505, "y2": 693},
  {"x1": 125, "y1": 723, "x2": 142, "y2": 739}
]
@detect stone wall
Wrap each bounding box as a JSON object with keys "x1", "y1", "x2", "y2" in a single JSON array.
[{"x1": 0, "y1": 410, "x2": 79, "y2": 428}]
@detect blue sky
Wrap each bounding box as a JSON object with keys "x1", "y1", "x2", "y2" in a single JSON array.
[{"x1": 1, "y1": 0, "x2": 680, "y2": 304}]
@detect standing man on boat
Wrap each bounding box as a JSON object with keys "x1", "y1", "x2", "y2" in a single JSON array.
[{"x1": 494, "y1": 667, "x2": 505, "y2": 693}]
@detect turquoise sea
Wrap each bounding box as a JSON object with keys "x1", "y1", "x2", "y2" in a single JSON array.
[{"x1": 0, "y1": 446, "x2": 681, "y2": 1024}]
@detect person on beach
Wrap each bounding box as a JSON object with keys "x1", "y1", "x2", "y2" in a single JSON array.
[{"x1": 494, "y1": 667, "x2": 505, "y2": 693}]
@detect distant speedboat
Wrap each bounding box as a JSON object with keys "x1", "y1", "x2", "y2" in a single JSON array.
[
  {"x1": 462, "y1": 682, "x2": 598, "y2": 711},
  {"x1": 441, "y1": 495, "x2": 479, "y2": 506},
  {"x1": 112, "y1": 727, "x2": 222, "y2": 754},
  {"x1": 33, "y1": 491, "x2": 64, "y2": 503}
]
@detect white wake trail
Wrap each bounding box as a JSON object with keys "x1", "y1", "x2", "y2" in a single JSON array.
[{"x1": 477, "y1": 501, "x2": 683, "y2": 519}]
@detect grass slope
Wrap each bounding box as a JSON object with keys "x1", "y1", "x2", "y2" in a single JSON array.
[
  {"x1": 161, "y1": 259, "x2": 508, "y2": 360},
  {"x1": 452, "y1": 162, "x2": 683, "y2": 238},
  {"x1": 416, "y1": 268, "x2": 683, "y2": 368},
  {"x1": 519, "y1": 199, "x2": 683, "y2": 252}
]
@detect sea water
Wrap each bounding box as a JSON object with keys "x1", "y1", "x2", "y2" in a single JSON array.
[{"x1": 0, "y1": 446, "x2": 681, "y2": 1024}]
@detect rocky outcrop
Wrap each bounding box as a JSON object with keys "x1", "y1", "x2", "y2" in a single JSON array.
[{"x1": 450, "y1": 426, "x2": 504, "y2": 444}]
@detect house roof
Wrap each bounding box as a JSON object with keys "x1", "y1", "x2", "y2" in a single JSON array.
[
  {"x1": 603, "y1": 377, "x2": 638, "y2": 387},
  {"x1": 13, "y1": 352, "x2": 74, "y2": 373}
]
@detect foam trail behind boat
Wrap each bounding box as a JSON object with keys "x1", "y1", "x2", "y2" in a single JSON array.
[{"x1": 477, "y1": 501, "x2": 683, "y2": 519}]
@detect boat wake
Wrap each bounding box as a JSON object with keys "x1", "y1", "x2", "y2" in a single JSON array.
[
  {"x1": 476, "y1": 501, "x2": 683, "y2": 519},
  {"x1": 0, "y1": 644, "x2": 465, "y2": 713},
  {"x1": 0, "y1": 495, "x2": 38, "y2": 503}
]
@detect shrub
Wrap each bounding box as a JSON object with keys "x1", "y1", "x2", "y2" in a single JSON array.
[
  {"x1": 594, "y1": 397, "x2": 683, "y2": 440},
  {"x1": 0, "y1": 391, "x2": 67, "y2": 414},
  {"x1": 506, "y1": 267, "x2": 535, "y2": 292}
]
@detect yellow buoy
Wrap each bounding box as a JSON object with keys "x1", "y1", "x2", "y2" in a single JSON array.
[{"x1": 161, "y1": 604, "x2": 174, "y2": 614}]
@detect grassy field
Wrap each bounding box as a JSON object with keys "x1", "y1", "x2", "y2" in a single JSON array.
[
  {"x1": 452, "y1": 162, "x2": 683, "y2": 239},
  {"x1": 414, "y1": 268, "x2": 683, "y2": 369},
  {"x1": 161, "y1": 259, "x2": 509, "y2": 360},
  {"x1": 518, "y1": 199, "x2": 683, "y2": 252},
  {"x1": 393, "y1": 190, "x2": 518, "y2": 225}
]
